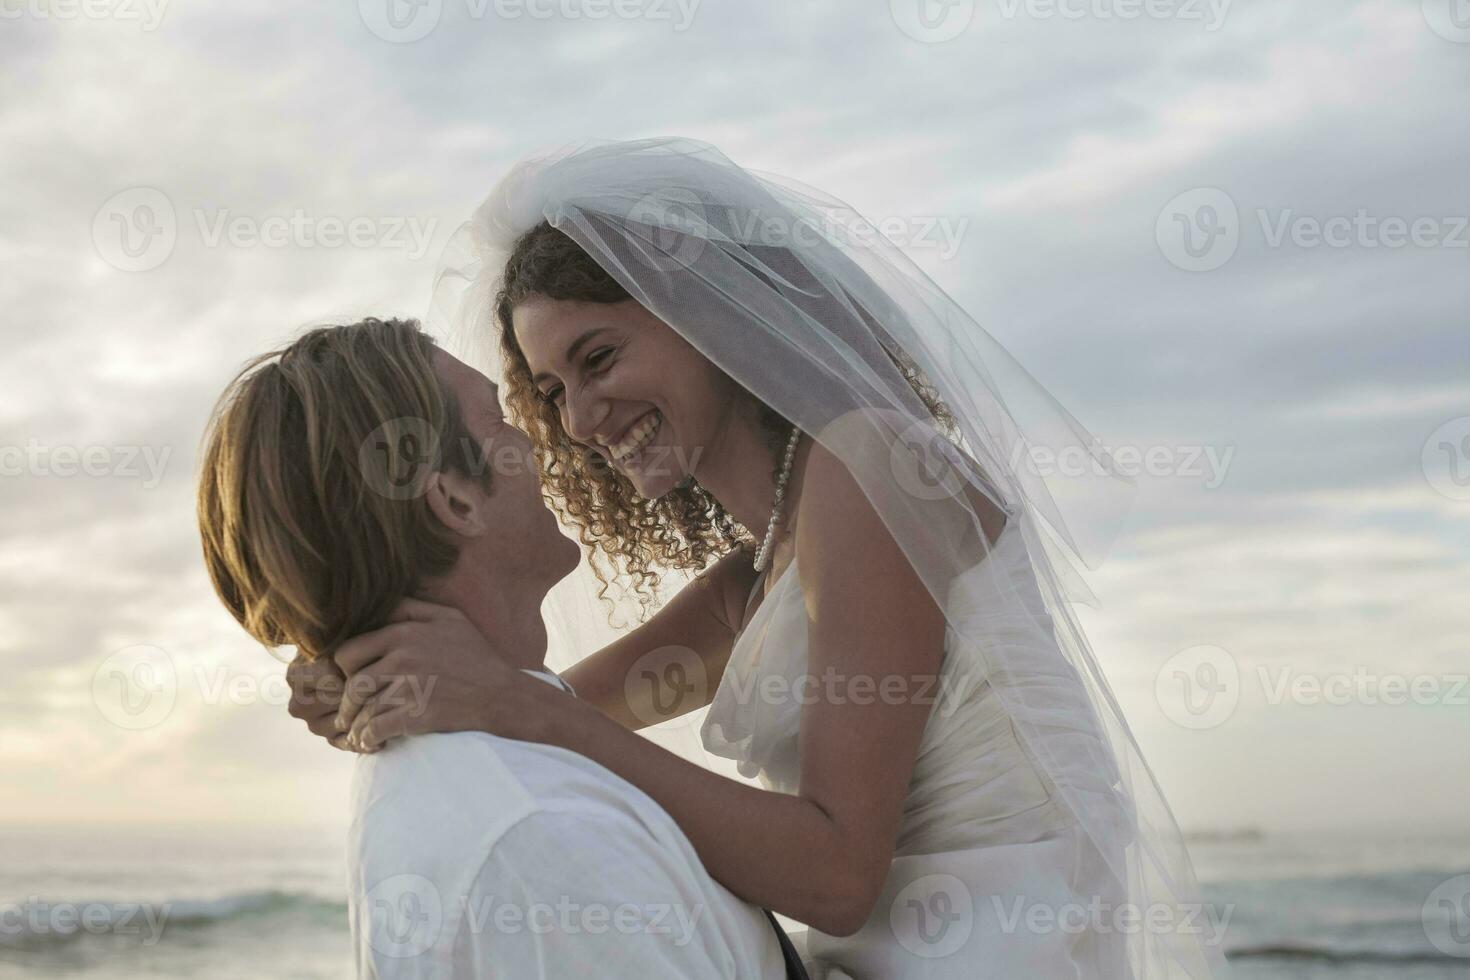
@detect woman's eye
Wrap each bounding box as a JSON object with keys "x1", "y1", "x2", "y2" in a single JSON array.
[
  {"x1": 587, "y1": 346, "x2": 615, "y2": 368},
  {"x1": 542, "y1": 385, "x2": 564, "y2": 404}
]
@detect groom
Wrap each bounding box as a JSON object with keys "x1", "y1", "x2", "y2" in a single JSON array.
[{"x1": 196, "y1": 317, "x2": 805, "y2": 978}]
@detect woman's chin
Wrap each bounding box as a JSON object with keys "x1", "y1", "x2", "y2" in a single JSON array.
[{"x1": 629, "y1": 468, "x2": 684, "y2": 500}]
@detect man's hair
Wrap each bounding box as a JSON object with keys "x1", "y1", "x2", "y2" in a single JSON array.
[{"x1": 197, "y1": 317, "x2": 485, "y2": 662}]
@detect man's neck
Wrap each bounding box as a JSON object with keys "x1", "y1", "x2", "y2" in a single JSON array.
[{"x1": 423, "y1": 571, "x2": 549, "y2": 672}]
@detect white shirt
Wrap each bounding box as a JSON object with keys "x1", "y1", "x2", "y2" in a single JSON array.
[{"x1": 347, "y1": 669, "x2": 785, "y2": 979}]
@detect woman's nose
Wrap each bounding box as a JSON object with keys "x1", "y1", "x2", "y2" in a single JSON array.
[{"x1": 561, "y1": 390, "x2": 608, "y2": 448}]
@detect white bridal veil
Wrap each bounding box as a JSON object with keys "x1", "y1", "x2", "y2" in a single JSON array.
[{"x1": 431, "y1": 136, "x2": 1226, "y2": 978}]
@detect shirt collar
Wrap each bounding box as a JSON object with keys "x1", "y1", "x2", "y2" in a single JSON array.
[{"x1": 520, "y1": 667, "x2": 575, "y2": 697}]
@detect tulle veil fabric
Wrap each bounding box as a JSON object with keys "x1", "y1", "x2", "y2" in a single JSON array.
[{"x1": 429, "y1": 136, "x2": 1227, "y2": 978}]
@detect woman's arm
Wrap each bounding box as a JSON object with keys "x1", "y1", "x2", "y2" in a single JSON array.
[
  {"x1": 553, "y1": 435, "x2": 950, "y2": 935},
  {"x1": 338, "y1": 421, "x2": 982, "y2": 935},
  {"x1": 561, "y1": 546, "x2": 760, "y2": 729}
]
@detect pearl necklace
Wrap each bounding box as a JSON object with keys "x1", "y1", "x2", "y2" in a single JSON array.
[{"x1": 753, "y1": 426, "x2": 802, "y2": 573}]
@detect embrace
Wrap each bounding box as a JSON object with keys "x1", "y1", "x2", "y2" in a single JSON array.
[{"x1": 195, "y1": 138, "x2": 1223, "y2": 978}]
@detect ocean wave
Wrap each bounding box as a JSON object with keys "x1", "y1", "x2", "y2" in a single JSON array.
[
  {"x1": 1228, "y1": 942, "x2": 1467, "y2": 965},
  {"x1": 0, "y1": 890, "x2": 345, "y2": 950}
]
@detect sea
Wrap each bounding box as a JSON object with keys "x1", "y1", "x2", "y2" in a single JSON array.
[{"x1": 1, "y1": 823, "x2": 1467, "y2": 978}]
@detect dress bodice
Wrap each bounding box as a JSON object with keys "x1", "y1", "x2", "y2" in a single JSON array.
[
  {"x1": 701, "y1": 522, "x2": 1076, "y2": 856},
  {"x1": 699, "y1": 522, "x2": 1136, "y2": 978}
]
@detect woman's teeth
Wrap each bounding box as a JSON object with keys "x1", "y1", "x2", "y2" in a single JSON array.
[{"x1": 611, "y1": 411, "x2": 662, "y2": 465}]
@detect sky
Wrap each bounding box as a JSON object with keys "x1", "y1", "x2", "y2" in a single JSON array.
[{"x1": 1, "y1": 0, "x2": 1466, "y2": 838}]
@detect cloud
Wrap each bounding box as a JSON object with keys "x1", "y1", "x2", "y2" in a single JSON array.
[{"x1": 1, "y1": 0, "x2": 1465, "y2": 835}]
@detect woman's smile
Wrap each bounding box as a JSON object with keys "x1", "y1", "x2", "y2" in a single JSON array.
[{"x1": 609, "y1": 408, "x2": 663, "y2": 467}]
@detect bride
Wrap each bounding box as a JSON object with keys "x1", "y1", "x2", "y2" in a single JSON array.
[{"x1": 299, "y1": 137, "x2": 1225, "y2": 978}]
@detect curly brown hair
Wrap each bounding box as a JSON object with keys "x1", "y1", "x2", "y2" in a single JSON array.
[{"x1": 492, "y1": 221, "x2": 956, "y2": 622}]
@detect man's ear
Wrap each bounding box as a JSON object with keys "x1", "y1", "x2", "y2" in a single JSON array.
[{"x1": 423, "y1": 470, "x2": 488, "y2": 538}]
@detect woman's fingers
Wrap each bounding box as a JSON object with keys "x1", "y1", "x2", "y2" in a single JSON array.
[
  {"x1": 333, "y1": 621, "x2": 406, "y2": 676},
  {"x1": 335, "y1": 659, "x2": 432, "y2": 733},
  {"x1": 286, "y1": 655, "x2": 346, "y2": 738},
  {"x1": 334, "y1": 662, "x2": 387, "y2": 732},
  {"x1": 347, "y1": 697, "x2": 418, "y2": 752},
  {"x1": 388, "y1": 596, "x2": 467, "y2": 624}
]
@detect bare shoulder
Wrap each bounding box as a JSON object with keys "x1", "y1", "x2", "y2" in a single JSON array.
[
  {"x1": 792, "y1": 414, "x2": 902, "y2": 583},
  {"x1": 792, "y1": 413, "x2": 947, "y2": 670},
  {"x1": 805, "y1": 407, "x2": 1010, "y2": 550}
]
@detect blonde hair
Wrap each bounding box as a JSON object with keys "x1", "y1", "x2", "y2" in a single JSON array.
[{"x1": 197, "y1": 317, "x2": 482, "y2": 661}]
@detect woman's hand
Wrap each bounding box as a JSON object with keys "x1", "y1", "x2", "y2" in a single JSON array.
[
  {"x1": 331, "y1": 597, "x2": 582, "y2": 753},
  {"x1": 286, "y1": 655, "x2": 352, "y2": 750}
]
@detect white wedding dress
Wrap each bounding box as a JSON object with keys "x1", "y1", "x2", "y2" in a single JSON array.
[{"x1": 702, "y1": 519, "x2": 1134, "y2": 979}]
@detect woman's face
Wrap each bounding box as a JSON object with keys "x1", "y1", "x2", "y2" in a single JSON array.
[{"x1": 511, "y1": 295, "x2": 744, "y2": 499}]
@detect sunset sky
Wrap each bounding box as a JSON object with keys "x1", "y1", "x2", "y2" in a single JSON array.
[{"x1": 2, "y1": 0, "x2": 1467, "y2": 837}]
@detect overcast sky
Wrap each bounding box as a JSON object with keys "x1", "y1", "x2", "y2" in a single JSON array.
[{"x1": 2, "y1": 0, "x2": 1466, "y2": 837}]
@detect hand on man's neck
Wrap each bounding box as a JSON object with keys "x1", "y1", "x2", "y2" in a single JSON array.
[{"x1": 420, "y1": 566, "x2": 551, "y2": 674}]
